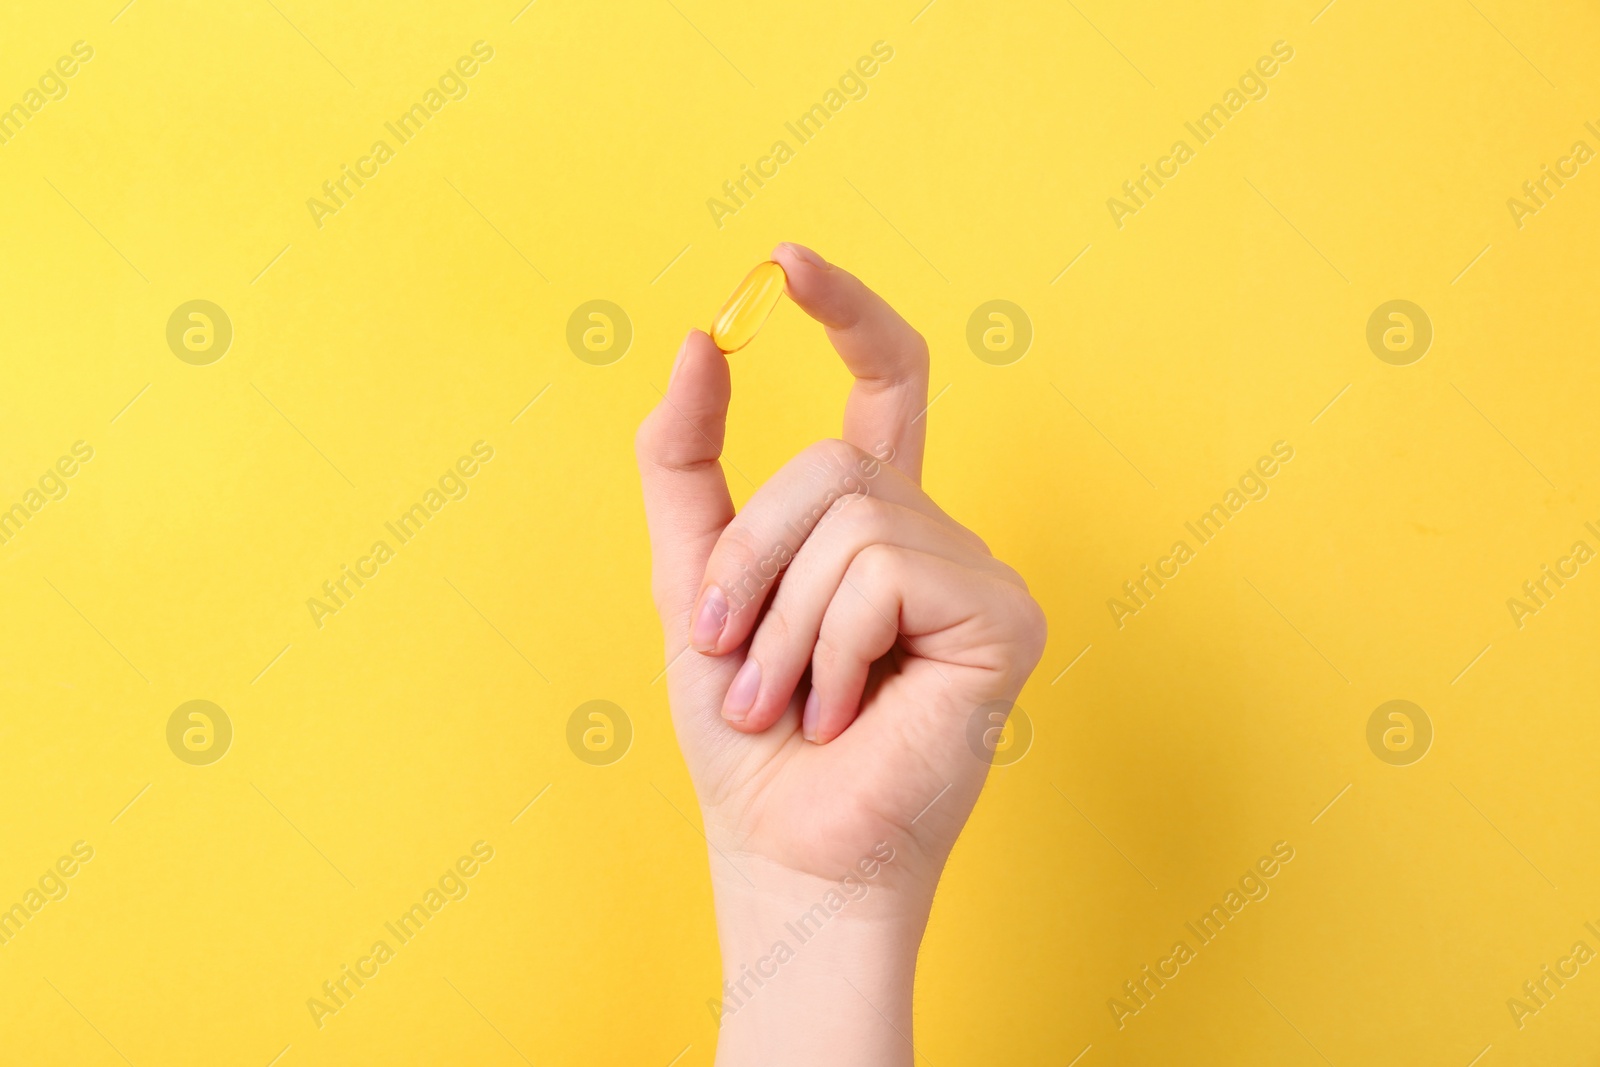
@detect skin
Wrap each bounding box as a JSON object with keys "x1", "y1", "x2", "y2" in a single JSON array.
[{"x1": 636, "y1": 242, "x2": 1047, "y2": 1065}]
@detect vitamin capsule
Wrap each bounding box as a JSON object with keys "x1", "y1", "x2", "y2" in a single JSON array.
[{"x1": 711, "y1": 260, "x2": 787, "y2": 353}]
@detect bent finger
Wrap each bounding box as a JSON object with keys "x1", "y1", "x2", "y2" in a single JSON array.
[
  {"x1": 690, "y1": 439, "x2": 983, "y2": 657},
  {"x1": 772, "y1": 243, "x2": 930, "y2": 483},
  {"x1": 721, "y1": 497, "x2": 1002, "y2": 733},
  {"x1": 807, "y1": 545, "x2": 998, "y2": 743}
]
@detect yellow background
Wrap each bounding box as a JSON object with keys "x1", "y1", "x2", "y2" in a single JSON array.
[{"x1": 2, "y1": 0, "x2": 1598, "y2": 1063}]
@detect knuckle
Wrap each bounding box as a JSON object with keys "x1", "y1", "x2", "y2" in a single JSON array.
[
  {"x1": 937, "y1": 510, "x2": 991, "y2": 556},
  {"x1": 714, "y1": 521, "x2": 762, "y2": 570},
  {"x1": 851, "y1": 542, "x2": 900, "y2": 588},
  {"x1": 853, "y1": 492, "x2": 896, "y2": 523},
  {"x1": 750, "y1": 602, "x2": 793, "y2": 653},
  {"x1": 802, "y1": 437, "x2": 868, "y2": 479},
  {"x1": 633, "y1": 412, "x2": 663, "y2": 467},
  {"x1": 961, "y1": 527, "x2": 994, "y2": 558},
  {"x1": 1013, "y1": 591, "x2": 1049, "y2": 665},
  {"x1": 790, "y1": 438, "x2": 878, "y2": 529},
  {"x1": 884, "y1": 328, "x2": 929, "y2": 386},
  {"x1": 713, "y1": 524, "x2": 776, "y2": 607},
  {"x1": 811, "y1": 622, "x2": 846, "y2": 669},
  {"x1": 828, "y1": 492, "x2": 893, "y2": 541},
  {"x1": 991, "y1": 557, "x2": 1028, "y2": 589},
  {"x1": 648, "y1": 577, "x2": 680, "y2": 623},
  {"x1": 906, "y1": 328, "x2": 930, "y2": 367},
  {"x1": 635, "y1": 404, "x2": 723, "y2": 473}
]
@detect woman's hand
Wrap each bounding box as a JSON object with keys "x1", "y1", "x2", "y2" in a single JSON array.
[{"x1": 636, "y1": 243, "x2": 1046, "y2": 1066}]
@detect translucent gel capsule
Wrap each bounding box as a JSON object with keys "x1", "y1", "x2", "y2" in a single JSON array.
[{"x1": 711, "y1": 260, "x2": 787, "y2": 353}]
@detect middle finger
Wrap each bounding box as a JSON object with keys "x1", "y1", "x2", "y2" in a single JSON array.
[{"x1": 685, "y1": 438, "x2": 981, "y2": 657}]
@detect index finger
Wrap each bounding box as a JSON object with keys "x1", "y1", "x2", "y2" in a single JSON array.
[{"x1": 771, "y1": 243, "x2": 930, "y2": 484}]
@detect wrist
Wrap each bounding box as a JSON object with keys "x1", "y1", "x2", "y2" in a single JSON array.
[{"x1": 707, "y1": 851, "x2": 929, "y2": 1067}]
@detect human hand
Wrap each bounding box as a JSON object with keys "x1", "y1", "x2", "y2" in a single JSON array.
[{"x1": 636, "y1": 243, "x2": 1046, "y2": 1065}]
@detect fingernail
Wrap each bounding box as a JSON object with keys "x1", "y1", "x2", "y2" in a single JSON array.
[
  {"x1": 689, "y1": 585, "x2": 728, "y2": 652},
  {"x1": 667, "y1": 331, "x2": 692, "y2": 388},
  {"x1": 778, "y1": 242, "x2": 827, "y2": 269},
  {"x1": 722, "y1": 658, "x2": 760, "y2": 722},
  {"x1": 802, "y1": 688, "x2": 820, "y2": 742}
]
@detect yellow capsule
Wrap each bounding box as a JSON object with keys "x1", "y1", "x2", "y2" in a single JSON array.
[{"x1": 711, "y1": 260, "x2": 788, "y2": 353}]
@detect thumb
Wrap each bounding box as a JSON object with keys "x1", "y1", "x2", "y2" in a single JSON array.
[{"x1": 635, "y1": 330, "x2": 736, "y2": 641}]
